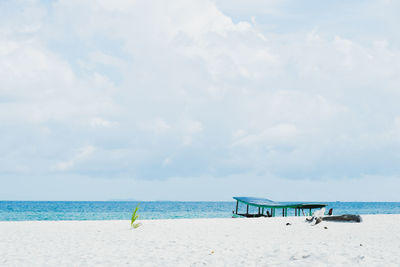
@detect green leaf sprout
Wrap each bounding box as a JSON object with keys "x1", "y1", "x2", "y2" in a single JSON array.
[{"x1": 131, "y1": 204, "x2": 141, "y2": 229}]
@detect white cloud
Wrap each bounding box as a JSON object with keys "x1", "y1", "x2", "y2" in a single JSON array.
[
  {"x1": 90, "y1": 117, "x2": 118, "y2": 128},
  {"x1": 233, "y1": 123, "x2": 300, "y2": 148},
  {"x1": 181, "y1": 119, "x2": 203, "y2": 145},
  {"x1": 54, "y1": 146, "x2": 96, "y2": 171},
  {"x1": 140, "y1": 118, "x2": 171, "y2": 135},
  {"x1": 89, "y1": 51, "x2": 126, "y2": 69},
  {"x1": 184, "y1": 119, "x2": 203, "y2": 134}
]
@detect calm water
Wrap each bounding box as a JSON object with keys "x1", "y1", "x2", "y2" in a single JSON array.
[{"x1": 1, "y1": 201, "x2": 400, "y2": 221}]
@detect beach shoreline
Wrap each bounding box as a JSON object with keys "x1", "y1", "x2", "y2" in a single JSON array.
[{"x1": 1, "y1": 214, "x2": 399, "y2": 266}]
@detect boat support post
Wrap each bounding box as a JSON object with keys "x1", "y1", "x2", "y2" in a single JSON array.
[{"x1": 235, "y1": 201, "x2": 238, "y2": 214}]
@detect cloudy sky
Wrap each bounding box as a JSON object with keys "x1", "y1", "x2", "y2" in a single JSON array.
[{"x1": 1, "y1": 0, "x2": 400, "y2": 201}]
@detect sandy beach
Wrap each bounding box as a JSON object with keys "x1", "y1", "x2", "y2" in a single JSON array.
[{"x1": 1, "y1": 215, "x2": 399, "y2": 266}]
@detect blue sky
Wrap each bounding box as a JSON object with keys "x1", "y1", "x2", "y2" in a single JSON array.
[{"x1": 1, "y1": 0, "x2": 400, "y2": 201}]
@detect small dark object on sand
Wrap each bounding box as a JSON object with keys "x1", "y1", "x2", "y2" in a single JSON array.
[
  {"x1": 286, "y1": 222, "x2": 291, "y2": 226},
  {"x1": 324, "y1": 226, "x2": 328, "y2": 229}
]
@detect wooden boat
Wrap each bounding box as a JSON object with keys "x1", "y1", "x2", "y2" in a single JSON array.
[{"x1": 232, "y1": 196, "x2": 327, "y2": 218}]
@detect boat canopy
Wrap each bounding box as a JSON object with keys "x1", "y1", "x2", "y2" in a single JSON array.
[{"x1": 233, "y1": 197, "x2": 326, "y2": 209}]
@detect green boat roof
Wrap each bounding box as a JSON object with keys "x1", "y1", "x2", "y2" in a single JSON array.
[{"x1": 233, "y1": 197, "x2": 327, "y2": 209}]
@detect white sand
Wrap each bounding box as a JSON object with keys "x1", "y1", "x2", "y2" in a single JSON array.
[{"x1": 1, "y1": 215, "x2": 400, "y2": 266}]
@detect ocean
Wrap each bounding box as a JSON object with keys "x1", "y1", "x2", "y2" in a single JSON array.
[{"x1": 1, "y1": 201, "x2": 400, "y2": 221}]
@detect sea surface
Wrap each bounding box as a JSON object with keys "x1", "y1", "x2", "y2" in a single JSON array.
[{"x1": 1, "y1": 201, "x2": 400, "y2": 221}]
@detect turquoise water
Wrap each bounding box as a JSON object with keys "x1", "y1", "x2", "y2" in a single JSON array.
[{"x1": 1, "y1": 201, "x2": 400, "y2": 221}]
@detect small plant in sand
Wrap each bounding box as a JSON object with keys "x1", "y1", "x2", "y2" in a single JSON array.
[{"x1": 131, "y1": 204, "x2": 141, "y2": 229}]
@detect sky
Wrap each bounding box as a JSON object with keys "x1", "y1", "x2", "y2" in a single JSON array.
[{"x1": 1, "y1": 0, "x2": 400, "y2": 201}]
